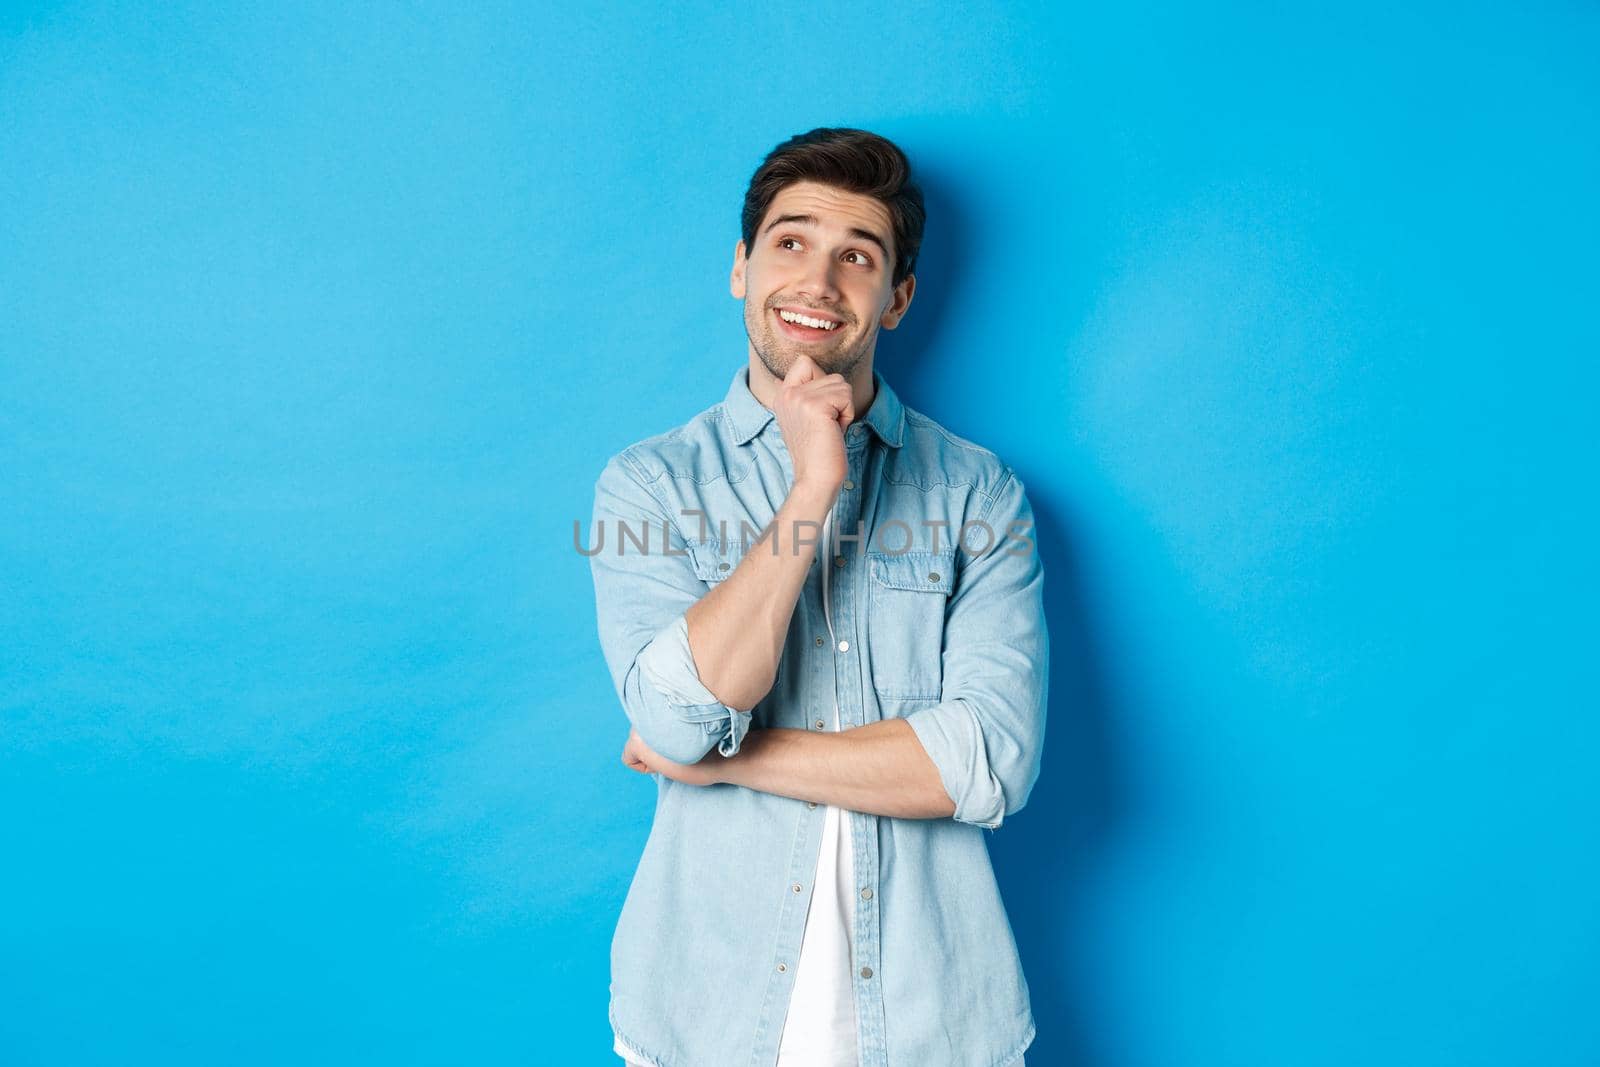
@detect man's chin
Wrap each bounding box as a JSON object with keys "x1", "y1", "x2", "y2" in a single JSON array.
[
  {"x1": 786, "y1": 343, "x2": 850, "y2": 373},
  {"x1": 754, "y1": 334, "x2": 857, "y2": 382}
]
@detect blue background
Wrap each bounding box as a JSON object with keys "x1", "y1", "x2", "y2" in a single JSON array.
[{"x1": 2, "y1": 2, "x2": 1595, "y2": 1064}]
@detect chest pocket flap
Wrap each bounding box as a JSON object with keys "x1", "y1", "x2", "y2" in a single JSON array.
[
  {"x1": 685, "y1": 542, "x2": 736, "y2": 585},
  {"x1": 867, "y1": 548, "x2": 957, "y2": 595}
]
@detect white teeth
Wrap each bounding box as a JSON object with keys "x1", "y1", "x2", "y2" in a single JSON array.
[{"x1": 779, "y1": 309, "x2": 838, "y2": 330}]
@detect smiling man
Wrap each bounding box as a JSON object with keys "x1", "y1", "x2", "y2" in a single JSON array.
[{"x1": 590, "y1": 127, "x2": 1048, "y2": 1067}]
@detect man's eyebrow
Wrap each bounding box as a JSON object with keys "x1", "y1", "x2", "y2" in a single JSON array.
[{"x1": 761, "y1": 213, "x2": 890, "y2": 260}]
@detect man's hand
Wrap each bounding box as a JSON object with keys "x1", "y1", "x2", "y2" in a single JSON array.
[
  {"x1": 774, "y1": 353, "x2": 854, "y2": 493},
  {"x1": 620, "y1": 725, "x2": 727, "y2": 787}
]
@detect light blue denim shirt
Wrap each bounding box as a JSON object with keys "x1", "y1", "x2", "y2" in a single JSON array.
[{"x1": 589, "y1": 364, "x2": 1049, "y2": 1066}]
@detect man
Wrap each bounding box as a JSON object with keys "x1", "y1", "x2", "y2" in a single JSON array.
[{"x1": 590, "y1": 127, "x2": 1048, "y2": 1067}]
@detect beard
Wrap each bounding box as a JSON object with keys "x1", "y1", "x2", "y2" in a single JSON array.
[{"x1": 745, "y1": 296, "x2": 867, "y2": 382}]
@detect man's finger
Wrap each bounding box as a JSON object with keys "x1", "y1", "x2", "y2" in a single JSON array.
[{"x1": 785, "y1": 353, "x2": 819, "y2": 385}]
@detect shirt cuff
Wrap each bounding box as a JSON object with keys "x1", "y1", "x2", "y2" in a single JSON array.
[
  {"x1": 637, "y1": 613, "x2": 752, "y2": 757},
  {"x1": 903, "y1": 699, "x2": 1007, "y2": 830}
]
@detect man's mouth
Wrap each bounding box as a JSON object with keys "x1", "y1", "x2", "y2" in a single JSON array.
[{"x1": 774, "y1": 306, "x2": 844, "y2": 341}]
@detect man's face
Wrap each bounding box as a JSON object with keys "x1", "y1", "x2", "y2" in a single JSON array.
[{"x1": 731, "y1": 180, "x2": 915, "y2": 382}]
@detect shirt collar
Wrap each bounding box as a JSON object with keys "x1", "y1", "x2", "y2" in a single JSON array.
[{"x1": 723, "y1": 363, "x2": 906, "y2": 449}]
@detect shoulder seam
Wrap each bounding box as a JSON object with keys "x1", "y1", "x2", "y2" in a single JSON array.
[
  {"x1": 904, "y1": 409, "x2": 1002, "y2": 462},
  {"x1": 976, "y1": 465, "x2": 1018, "y2": 526}
]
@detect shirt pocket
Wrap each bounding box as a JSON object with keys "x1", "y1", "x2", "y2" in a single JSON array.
[{"x1": 866, "y1": 546, "x2": 956, "y2": 701}]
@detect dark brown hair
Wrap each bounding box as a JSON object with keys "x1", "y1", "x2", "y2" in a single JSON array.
[{"x1": 741, "y1": 127, "x2": 925, "y2": 288}]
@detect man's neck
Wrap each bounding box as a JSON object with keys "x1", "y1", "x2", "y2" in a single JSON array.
[{"x1": 748, "y1": 355, "x2": 878, "y2": 426}]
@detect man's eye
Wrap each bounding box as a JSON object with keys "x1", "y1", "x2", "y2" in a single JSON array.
[
  {"x1": 846, "y1": 251, "x2": 872, "y2": 266},
  {"x1": 778, "y1": 237, "x2": 801, "y2": 250}
]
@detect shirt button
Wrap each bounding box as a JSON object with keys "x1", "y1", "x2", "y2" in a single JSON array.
[
  {"x1": 837, "y1": 639, "x2": 850, "y2": 652},
  {"x1": 718, "y1": 562, "x2": 730, "y2": 573},
  {"x1": 807, "y1": 801, "x2": 817, "y2": 809},
  {"x1": 777, "y1": 962, "x2": 788, "y2": 973},
  {"x1": 814, "y1": 718, "x2": 825, "y2": 730},
  {"x1": 859, "y1": 966, "x2": 873, "y2": 979},
  {"x1": 833, "y1": 555, "x2": 845, "y2": 567},
  {"x1": 860, "y1": 887, "x2": 872, "y2": 900},
  {"x1": 815, "y1": 636, "x2": 825, "y2": 647},
  {"x1": 927, "y1": 571, "x2": 940, "y2": 583},
  {"x1": 843, "y1": 479, "x2": 855, "y2": 491},
  {"x1": 792, "y1": 882, "x2": 803, "y2": 893}
]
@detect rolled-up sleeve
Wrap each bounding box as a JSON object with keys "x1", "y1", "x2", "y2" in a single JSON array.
[
  {"x1": 903, "y1": 467, "x2": 1049, "y2": 830},
  {"x1": 590, "y1": 453, "x2": 753, "y2": 765}
]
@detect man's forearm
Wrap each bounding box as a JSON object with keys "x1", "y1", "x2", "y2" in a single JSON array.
[
  {"x1": 713, "y1": 718, "x2": 957, "y2": 820},
  {"x1": 686, "y1": 478, "x2": 837, "y2": 710}
]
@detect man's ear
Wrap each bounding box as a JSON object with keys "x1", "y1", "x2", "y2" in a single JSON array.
[
  {"x1": 880, "y1": 273, "x2": 916, "y2": 329},
  {"x1": 730, "y1": 239, "x2": 747, "y2": 299}
]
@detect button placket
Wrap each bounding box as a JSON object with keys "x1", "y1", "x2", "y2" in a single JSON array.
[{"x1": 833, "y1": 450, "x2": 890, "y2": 1062}]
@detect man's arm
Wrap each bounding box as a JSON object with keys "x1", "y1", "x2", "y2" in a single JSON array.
[
  {"x1": 900, "y1": 467, "x2": 1049, "y2": 829},
  {"x1": 591, "y1": 449, "x2": 834, "y2": 764},
  {"x1": 683, "y1": 357, "x2": 853, "y2": 709},
  {"x1": 711, "y1": 718, "x2": 957, "y2": 820},
  {"x1": 682, "y1": 476, "x2": 836, "y2": 710},
  {"x1": 594, "y1": 358, "x2": 857, "y2": 765}
]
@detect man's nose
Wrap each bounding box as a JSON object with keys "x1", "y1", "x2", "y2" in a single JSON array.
[{"x1": 795, "y1": 258, "x2": 841, "y2": 303}]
